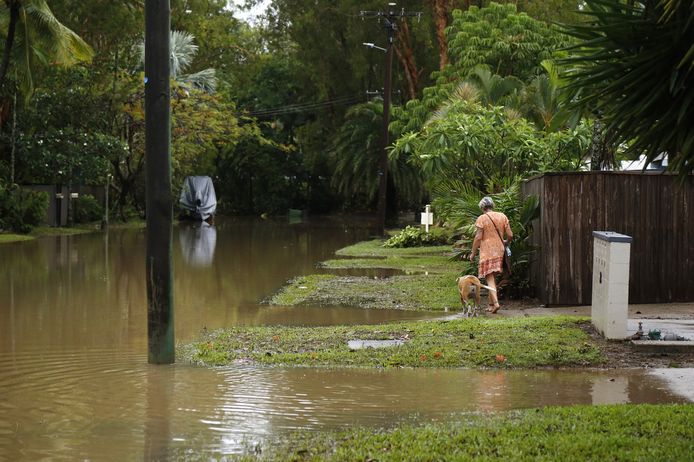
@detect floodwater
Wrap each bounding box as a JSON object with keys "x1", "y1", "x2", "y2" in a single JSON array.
[{"x1": 0, "y1": 217, "x2": 692, "y2": 460}]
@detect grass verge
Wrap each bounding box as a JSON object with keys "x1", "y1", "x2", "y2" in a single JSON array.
[
  {"x1": 0, "y1": 226, "x2": 93, "y2": 244},
  {"x1": 335, "y1": 239, "x2": 452, "y2": 258},
  {"x1": 270, "y1": 273, "x2": 461, "y2": 310},
  {"x1": 238, "y1": 404, "x2": 694, "y2": 461},
  {"x1": 271, "y1": 238, "x2": 469, "y2": 311},
  {"x1": 182, "y1": 316, "x2": 602, "y2": 368},
  {"x1": 0, "y1": 233, "x2": 34, "y2": 244}
]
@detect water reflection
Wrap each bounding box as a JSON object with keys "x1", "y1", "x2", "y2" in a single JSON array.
[
  {"x1": 0, "y1": 217, "x2": 413, "y2": 352},
  {"x1": 0, "y1": 354, "x2": 691, "y2": 460},
  {"x1": 179, "y1": 222, "x2": 217, "y2": 267},
  {"x1": 1, "y1": 217, "x2": 693, "y2": 460},
  {"x1": 144, "y1": 365, "x2": 174, "y2": 461}
]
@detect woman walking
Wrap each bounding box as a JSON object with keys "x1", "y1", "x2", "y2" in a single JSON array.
[{"x1": 469, "y1": 196, "x2": 513, "y2": 313}]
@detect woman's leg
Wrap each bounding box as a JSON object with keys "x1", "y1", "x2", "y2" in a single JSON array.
[{"x1": 485, "y1": 272, "x2": 500, "y2": 312}]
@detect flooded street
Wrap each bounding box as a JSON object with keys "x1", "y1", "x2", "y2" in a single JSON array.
[{"x1": 0, "y1": 217, "x2": 692, "y2": 460}]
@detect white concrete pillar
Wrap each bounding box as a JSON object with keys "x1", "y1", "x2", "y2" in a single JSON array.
[{"x1": 591, "y1": 231, "x2": 632, "y2": 339}]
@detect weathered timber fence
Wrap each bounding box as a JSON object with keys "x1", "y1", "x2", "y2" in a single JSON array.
[{"x1": 521, "y1": 172, "x2": 694, "y2": 305}]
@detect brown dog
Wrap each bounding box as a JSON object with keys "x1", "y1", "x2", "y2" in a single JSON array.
[{"x1": 456, "y1": 275, "x2": 497, "y2": 317}]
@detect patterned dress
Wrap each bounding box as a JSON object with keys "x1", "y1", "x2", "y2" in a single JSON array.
[{"x1": 475, "y1": 211, "x2": 512, "y2": 278}]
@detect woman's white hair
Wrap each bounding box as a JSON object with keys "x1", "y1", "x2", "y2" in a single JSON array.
[{"x1": 478, "y1": 196, "x2": 494, "y2": 210}]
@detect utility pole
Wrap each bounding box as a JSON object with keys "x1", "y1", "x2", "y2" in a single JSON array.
[
  {"x1": 361, "y1": 3, "x2": 421, "y2": 236},
  {"x1": 145, "y1": 0, "x2": 174, "y2": 364}
]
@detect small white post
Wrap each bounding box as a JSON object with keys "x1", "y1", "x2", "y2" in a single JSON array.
[
  {"x1": 420, "y1": 204, "x2": 433, "y2": 233},
  {"x1": 591, "y1": 231, "x2": 632, "y2": 339}
]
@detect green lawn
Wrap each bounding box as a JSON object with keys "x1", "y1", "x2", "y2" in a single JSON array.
[
  {"x1": 0, "y1": 233, "x2": 34, "y2": 244},
  {"x1": 271, "y1": 238, "x2": 469, "y2": 311},
  {"x1": 270, "y1": 272, "x2": 462, "y2": 310},
  {"x1": 335, "y1": 239, "x2": 453, "y2": 258},
  {"x1": 183, "y1": 316, "x2": 602, "y2": 368},
  {"x1": 238, "y1": 404, "x2": 694, "y2": 462}
]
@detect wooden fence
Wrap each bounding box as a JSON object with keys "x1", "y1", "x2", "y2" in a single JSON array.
[{"x1": 521, "y1": 172, "x2": 694, "y2": 305}]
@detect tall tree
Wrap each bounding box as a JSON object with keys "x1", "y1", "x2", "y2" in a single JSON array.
[
  {"x1": 0, "y1": 0, "x2": 93, "y2": 95},
  {"x1": 430, "y1": 0, "x2": 452, "y2": 69}
]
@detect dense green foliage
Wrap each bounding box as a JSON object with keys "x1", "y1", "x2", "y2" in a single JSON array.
[
  {"x1": 561, "y1": 0, "x2": 694, "y2": 176},
  {"x1": 0, "y1": 183, "x2": 47, "y2": 233},
  {"x1": 186, "y1": 316, "x2": 601, "y2": 368},
  {"x1": 72, "y1": 194, "x2": 102, "y2": 224},
  {"x1": 383, "y1": 225, "x2": 450, "y2": 248},
  {"x1": 4, "y1": 0, "x2": 671, "y2": 233},
  {"x1": 435, "y1": 181, "x2": 540, "y2": 296},
  {"x1": 390, "y1": 3, "x2": 573, "y2": 136},
  {"x1": 242, "y1": 404, "x2": 694, "y2": 461}
]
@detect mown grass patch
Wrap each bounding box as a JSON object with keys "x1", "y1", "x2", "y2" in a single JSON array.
[
  {"x1": 270, "y1": 273, "x2": 461, "y2": 310},
  {"x1": 30, "y1": 226, "x2": 93, "y2": 236},
  {"x1": 183, "y1": 316, "x2": 602, "y2": 368},
  {"x1": 1, "y1": 226, "x2": 94, "y2": 243},
  {"x1": 0, "y1": 233, "x2": 34, "y2": 244},
  {"x1": 270, "y1": 238, "x2": 468, "y2": 311},
  {"x1": 239, "y1": 404, "x2": 694, "y2": 461},
  {"x1": 321, "y1": 255, "x2": 459, "y2": 273},
  {"x1": 269, "y1": 274, "x2": 337, "y2": 305},
  {"x1": 335, "y1": 239, "x2": 452, "y2": 258}
]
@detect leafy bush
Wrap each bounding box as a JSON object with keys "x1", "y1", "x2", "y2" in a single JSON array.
[
  {"x1": 438, "y1": 180, "x2": 540, "y2": 298},
  {"x1": 383, "y1": 225, "x2": 450, "y2": 248},
  {"x1": 0, "y1": 184, "x2": 49, "y2": 233},
  {"x1": 72, "y1": 194, "x2": 103, "y2": 224}
]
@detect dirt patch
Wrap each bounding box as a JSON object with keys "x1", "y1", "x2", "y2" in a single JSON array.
[{"x1": 580, "y1": 322, "x2": 694, "y2": 369}]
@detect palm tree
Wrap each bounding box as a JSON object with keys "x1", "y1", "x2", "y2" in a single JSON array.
[
  {"x1": 331, "y1": 100, "x2": 424, "y2": 207},
  {"x1": 140, "y1": 30, "x2": 216, "y2": 93},
  {"x1": 560, "y1": 0, "x2": 694, "y2": 176},
  {"x1": 525, "y1": 60, "x2": 582, "y2": 133},
  {"x1": 0, "y1": 0, "x2": 93, "y2": 95}
]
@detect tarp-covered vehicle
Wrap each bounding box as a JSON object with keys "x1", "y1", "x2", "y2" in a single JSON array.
[{"x1": 179, "y1": 176, "x2": 217, "y2": 222}]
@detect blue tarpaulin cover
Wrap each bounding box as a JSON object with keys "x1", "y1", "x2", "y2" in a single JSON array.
[{"x1": 179, "y1": 176, "x2": 217, "y2": 221}]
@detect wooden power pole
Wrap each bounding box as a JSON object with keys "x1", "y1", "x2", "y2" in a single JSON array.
[
  {"x1": 361, "y1": 3, "x2": 421, "y2": 235},
  {"x1": 145, "y1": 0, "x2": 174, "y2": 364}
]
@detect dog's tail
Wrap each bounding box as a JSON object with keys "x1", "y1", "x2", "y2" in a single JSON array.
[{"x1": 456, "y1": 276, "x2": 497, "y2": 292}]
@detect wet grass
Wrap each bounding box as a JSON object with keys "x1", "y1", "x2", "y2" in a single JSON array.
[
  {"x1": 321, "y1": 255, "x2": 459, "y2": 273},
  {"x1": 271, "y1": 237, "x2": 467, "y2": 311},
  {"x1": 270, "y1": 273, "x2": 461, "y2": 310},
  {"x1": 0, "y1": 233, "x2": 33, "y2": 244},
  {"x1": 0, "y1": 226, "x2": 92, "y2": 244},
  {"x1": 31, "y1": 226, "x2": 93, "y2": 236},
  {"x1": 238, "y1": 404, "x2": 694, "y2": 461},
  {"x1": 335, "y1": 239, "x2": 452, "y2": 258},
  {"x1": 183, "y1": 316, "x2": 602, "y2": 368}
]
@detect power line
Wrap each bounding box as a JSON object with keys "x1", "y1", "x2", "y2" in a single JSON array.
[
  {"x1": 244, "y1": 95, "x2": 361, "y2": 115},
  {"x1": 241, "y1": 94, "x2": 364, "y2": 118}
]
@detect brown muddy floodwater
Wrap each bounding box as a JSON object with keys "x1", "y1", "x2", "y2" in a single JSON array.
[{"x1": 0, "y1": 217, "x2": 692, "y2": 460}]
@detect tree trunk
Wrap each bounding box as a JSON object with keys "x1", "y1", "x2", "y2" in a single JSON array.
[
  {"x1": 395, "y1": 20, "x2": 419, "y2": 100},
  {"x1": 0, "y1": 0, "x2": 20, "y2": 90},
  {"x1": 430, "y1": 0, "x2": 450, "y2": 70}
]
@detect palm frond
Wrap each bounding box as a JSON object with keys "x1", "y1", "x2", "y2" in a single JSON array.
[{"x1": 560, "y1": 0, "x2": 694, "y2": 176}]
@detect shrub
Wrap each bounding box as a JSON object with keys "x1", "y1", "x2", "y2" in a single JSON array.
[
  {"x1": 383, "y1": 225, "x2": 451, "y2": 248},
  {"x1": 436, "y1": 180, "x2": 540, "y2": 298},
  {"x1": 0, "y1": 184, "x2": 49, "y2": 233},
  {"x1": 72, "y1": 194, "x2": 103, "y2": 224}
]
